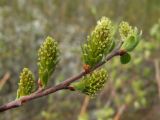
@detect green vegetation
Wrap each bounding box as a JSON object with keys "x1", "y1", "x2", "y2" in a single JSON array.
[
  {"x1": 38, "y1": 36, "x2": 59, "y2": 88},
  {"x1": 73, "y1": 68, "x2": 108, "y2": 97},
  {"x1": 17, "y1": 68, "x2": 35, "y2": 98},
  {"x1": 81, "y1": 17, "x2": 114, "y2": 67},
  {"x1": 0, "y1": 0, "x2": 159, "y2": 120}
]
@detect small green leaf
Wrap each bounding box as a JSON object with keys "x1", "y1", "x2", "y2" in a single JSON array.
[
  {"x1": 120, "y1": 53, "x2": 131, "y2": 64},
  {"x1": 41, "y1": 69, "x2": 49, "y2": 87},
  {"x1": 121, "y1": 35, "x2": 139, "y2": 52},
  {"x1": 72, "y1": 81, "x2": 85, "y2": 91}
]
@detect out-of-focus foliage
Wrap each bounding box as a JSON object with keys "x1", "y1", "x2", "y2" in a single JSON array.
[
  {"x1": 0, "y1": 0, "x2": 160, "y2": 120},
  {"x1": 150, "y1": 19, "x2": 160, "y2": 41}
]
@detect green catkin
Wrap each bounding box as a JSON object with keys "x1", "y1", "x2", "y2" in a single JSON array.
[
  {"x1": 82, "y1": 17, "x2": 114, "y2": 67},
  {"x1": 38, "y1": 36, "x2": 59, "y2": 88},
  {"x1": 17, "y1": 68, "x2": 35, "y2": 98},
  {"x1": 119, "y1": 21, "x2": 134, "y2": 40},
  {"x1": 119, "y1": 21, "x2": 141, "y2": 52},
  {"x1": 73, "y1": 68, "x2": 108, "y2": 97}
]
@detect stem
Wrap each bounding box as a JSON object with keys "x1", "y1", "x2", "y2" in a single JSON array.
[
  {"x1": 79, "y1": 96, "x2": 90, "y2": 116},
  {"x1": 0, "y1": 49, "x2": 123, "y2": 112},
  {"x1": 0, "y1": 72, "x2": 10, "y2": 91}
]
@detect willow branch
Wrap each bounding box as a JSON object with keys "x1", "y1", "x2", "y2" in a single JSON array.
[{"x1": 0, "y1": 46, "x2": 124, "y2": 112}]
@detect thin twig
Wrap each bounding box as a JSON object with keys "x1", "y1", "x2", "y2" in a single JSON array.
[
  {"x1": 0, "y1": 48, "x2": 123, "y2": 112},
  {"x1": 0, "y1": 72, "x2": 10, "y2": 91},
  {"x1": 79, "y1": 96, "x2": 90, "y2": 116},
  {"x1": 113, "y1": 96, "x2": 137, "y2": 120},
  {"x1": 113, "y1": 104, "x2": 127, "y2": 120}
]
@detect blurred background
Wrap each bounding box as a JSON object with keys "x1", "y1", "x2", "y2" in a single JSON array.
[{"x1": 0, "y1": 0, "x2": 160, "y2": 120}]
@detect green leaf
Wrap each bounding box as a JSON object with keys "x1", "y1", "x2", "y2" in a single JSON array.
[
  {"x1": 120, "y1": 53, "x2": 131, "y2": 64},
  {"x1": 72, "y1": 81, "x2": 85, "y2": 91},
  {"x1": 40, "y1": 69, "x2": 49, "y2": 88},
  {"x1": 121, "y1": 35, "x2": 139, "y2": 52}
]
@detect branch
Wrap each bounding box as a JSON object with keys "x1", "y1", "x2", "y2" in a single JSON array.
[
  {"x1": 0, "y1": 47, "x2": 124, "y2": 112},
  {"x1": 113, "y1": 104, "x2": 127, "y2": 120}
]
